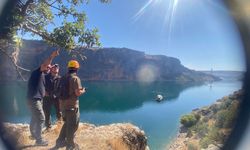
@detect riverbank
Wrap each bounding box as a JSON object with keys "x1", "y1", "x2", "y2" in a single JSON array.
[
  {"x1": 167, "y1": 90, "x2": 243, "y2": 150},
  {"x1": 2, "y1": 122, "x2": 149, "y2": 150}
]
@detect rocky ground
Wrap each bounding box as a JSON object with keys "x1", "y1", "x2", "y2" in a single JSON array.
[
  {"x1": 2, "y1": 122, "x2": 149, "y2": 150},
  {"x1": 167, "y1": 132, "x2": 188, "y2": 150}
]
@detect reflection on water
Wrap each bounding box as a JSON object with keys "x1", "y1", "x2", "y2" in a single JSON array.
[
  {"x1": 0, "y1": 80, "x2": 242, "y2": 150},
  {"x1": 0, "y1": 82, "x2": 29, "y2": 118},
  {"x1": 0, "y1": 81, "x2": 201, "y2": 116},
  {"x1": 81, "y1": 81, "x2": 202, "y2": 112}
]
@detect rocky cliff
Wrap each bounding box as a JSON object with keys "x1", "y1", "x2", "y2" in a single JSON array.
[
  {"x1": 0, "y1": 40, "x2": 219, "y2": 82},
  {"x1": 168, "y1": 90, "x2": 243, "y2": 150},
  {"x1": 2, "y1": 122, "x2": 149, "y2": 150}
]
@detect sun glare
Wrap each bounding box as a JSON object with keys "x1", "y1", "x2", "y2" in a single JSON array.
[
  {"x1": 132, "y1": 0, "x2": 180, "y2": 45},
  {"x1": 132, "y1": 0, "x2": 155, "y2": 22}
]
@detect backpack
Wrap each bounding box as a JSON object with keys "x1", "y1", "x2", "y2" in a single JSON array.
[{"x1": 59, "y1": 75, "x2": 71, "y2": 100}]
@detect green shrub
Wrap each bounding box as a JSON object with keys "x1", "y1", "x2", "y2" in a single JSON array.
[
  {"x1": 200, "y1": 136, "x2": 213, "y2": 149},
  {"x1": 220, "y1": 99, "x2": 232, "y2": 109},
  {"x1": 180, "y1": 114, "x2": 198, "y2": 128},
  {"x1": 215, "y1": 110, "x2": 228, "y2": 128},
  {"x1": 199, "y1": 126, "x2": 223, "y2": 149},
  {"x1": 210, "y1": 104, "x2": 220, "y2": 113},
  {"x1": 194, "y1": 113, "x2": 201, "y2": 120},
  {"x1": 215, "y1": 101, "x2": 239, "y2": 128},
  {"x1": 207, "y1": 126, "x2": 223, "y2": 143},
  {"x1": 223, "y1": 113, "x2": 235, "y2": 128},
  {"x1": 187, "y1": 128, "x2": 193, "y2": 137},
  {"x1": 201, "y1": 117, "x2": 209, "y2": 123},
  {"x1": 187, "y1": 142, "x2": 198, "y2": 150},
  {"x1": 192, "y1": 123, "x2": 209, "y2": 138}
]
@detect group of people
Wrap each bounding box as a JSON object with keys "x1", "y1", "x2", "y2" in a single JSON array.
[{"x1": 27, "y1": 50, "x2": 85, "y2": 150}]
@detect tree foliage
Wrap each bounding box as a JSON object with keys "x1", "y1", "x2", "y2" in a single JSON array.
[
  {"x1": 0, "y1": 0, "x2": 110, "y2": 49},
  {"x1": 0, "y1": 0, "x2": 110, "y2": 80}
]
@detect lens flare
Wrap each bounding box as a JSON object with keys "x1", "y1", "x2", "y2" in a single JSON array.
[
  {"x1": 132, "y1": 0, "x2": 165, "y2": 22},
  {"x1": 166, "y1": 0, "x2": 179, "y2": 45},
  {"x1": 132, "y1": 0, "x2": 155, "y2": 22},
  {"x1": 136, "y1": 64, "x2": 159, "y2": 83},
  {"x1": 132, "y1": 0, "x2": 180, "y2": 46}
]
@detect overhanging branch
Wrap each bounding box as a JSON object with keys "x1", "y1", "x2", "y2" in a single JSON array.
[
  {"x1": 23, "y1": 23, "x2": 54, "y2": 42},
  {"x1": 0, "y1": 48, "x2": 30, "y2": 81}
]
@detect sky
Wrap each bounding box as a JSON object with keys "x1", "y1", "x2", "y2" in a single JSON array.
[{"x1": 22, "y1": 0, "x2": 246, "y2": 71}]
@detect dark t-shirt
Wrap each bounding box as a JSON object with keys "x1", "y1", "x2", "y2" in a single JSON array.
[
  {"x1": 27, "y1": 67, "x2": 45, "y2": 100},
  {"x1": 45, "y1": 73, "x2": 61, "y2": 98}
]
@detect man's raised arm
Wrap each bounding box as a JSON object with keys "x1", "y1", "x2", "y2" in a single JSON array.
[{"x1": 40, "y1": 50, "x2": 59, "y2": 71}]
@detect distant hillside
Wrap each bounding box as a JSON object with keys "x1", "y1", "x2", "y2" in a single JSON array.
[
  {"x1": 0, "y1": 40, "x2": 219, "y2": 82},
  {"x1": 201, "y1": 71, "x2": 245, "y2": 81}
]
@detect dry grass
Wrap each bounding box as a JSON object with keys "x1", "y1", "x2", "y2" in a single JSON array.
[{"x1": 108, "y1": 138, "x2": 129, "y2": 150}]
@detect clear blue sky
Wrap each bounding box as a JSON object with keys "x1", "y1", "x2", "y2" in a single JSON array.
[
  {"x1": 83, "y1": 0, "x2": 246, "y2": 71},
  {"x1": 23, "y1": 0, "x2": 246, "y2": 71}
]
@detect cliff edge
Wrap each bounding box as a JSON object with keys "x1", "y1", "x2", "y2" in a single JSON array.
[{"x1": 2, "y1": 122, "x2": 149, "y2": 150}]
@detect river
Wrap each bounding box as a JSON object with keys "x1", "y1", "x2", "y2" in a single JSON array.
[{"x1": 0, "y1": 73, "x2": 243, "y2": 150}]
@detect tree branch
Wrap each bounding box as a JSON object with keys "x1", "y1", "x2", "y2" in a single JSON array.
[
  {"x1": 70, "y1": 47, "x2": 88, "y2": 61},
  {"x1": 49, "y1": 0, "x2": 57, "y2": 6},
  {"x1": 26, "y1": 18, "x2": 43, "y2": 27},
  {"x1": 43, "y1": 1, "x2": 65, "y2": 12},
  {"x1": 23, "y1": 23, "x2": 53, "y2": 42},
  {"x1": 21, "y1": 0, "x2": 34, "y2": 15},
  {"x1": 0, "y1": 48, "x2": 30, "y2": 81},
  {"x1": 43, "y1": 0, "x2": 79, "y2": 16}
]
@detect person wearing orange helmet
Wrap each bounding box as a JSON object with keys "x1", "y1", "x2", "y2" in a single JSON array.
[{"x1": 54, "y1": 60, "x2": 85, "y2": 150}]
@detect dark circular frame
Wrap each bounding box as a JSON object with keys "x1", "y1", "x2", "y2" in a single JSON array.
[
  {"x1": 222, "y1": 1, "x2": 250, "y2": 150},
  {"x1": 0, "y1": 0, "x2": 250, "y2": 150}
]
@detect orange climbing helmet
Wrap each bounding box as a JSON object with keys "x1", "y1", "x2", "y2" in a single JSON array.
[{"x1": 67, "y1": 60, "x2": 80, "y2": 69}]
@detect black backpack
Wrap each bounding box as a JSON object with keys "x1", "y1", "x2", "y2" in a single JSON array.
[{"x1": 59, "y1": 75, "x2": 72, "y2": 100}]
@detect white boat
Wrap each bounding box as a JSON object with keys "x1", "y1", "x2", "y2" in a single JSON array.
[{"x1": 156, "y1": 94, "x2": 163, "y2": 102}]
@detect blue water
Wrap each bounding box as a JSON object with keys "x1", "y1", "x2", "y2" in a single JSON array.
[{"x1": 0, "y1": 79, "x2": 242, "y2": 150}]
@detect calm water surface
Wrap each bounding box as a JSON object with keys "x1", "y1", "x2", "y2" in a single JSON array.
[{"x1": 0, "y1": 79, "x2": 242, "y2": 150}]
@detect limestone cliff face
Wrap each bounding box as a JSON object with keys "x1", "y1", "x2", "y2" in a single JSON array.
[
  {"x1": 0, "y1": 40, "x2": 219, "y2": 82},
  {"x1": 0, "y1": 40, "x2": 51, "y2": 81},
  {"x1": 79, "y1": 48, "x2": 187, "y2": 81}
]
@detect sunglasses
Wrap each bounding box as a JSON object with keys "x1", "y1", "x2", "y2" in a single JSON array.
[{"x1": 52, "y1": 64, "x2": 59, "y2": 68}]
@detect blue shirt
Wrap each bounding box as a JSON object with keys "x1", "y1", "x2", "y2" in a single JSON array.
[{"x1": 27, "y1": 67, "x2": 45, "y2": 100}]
